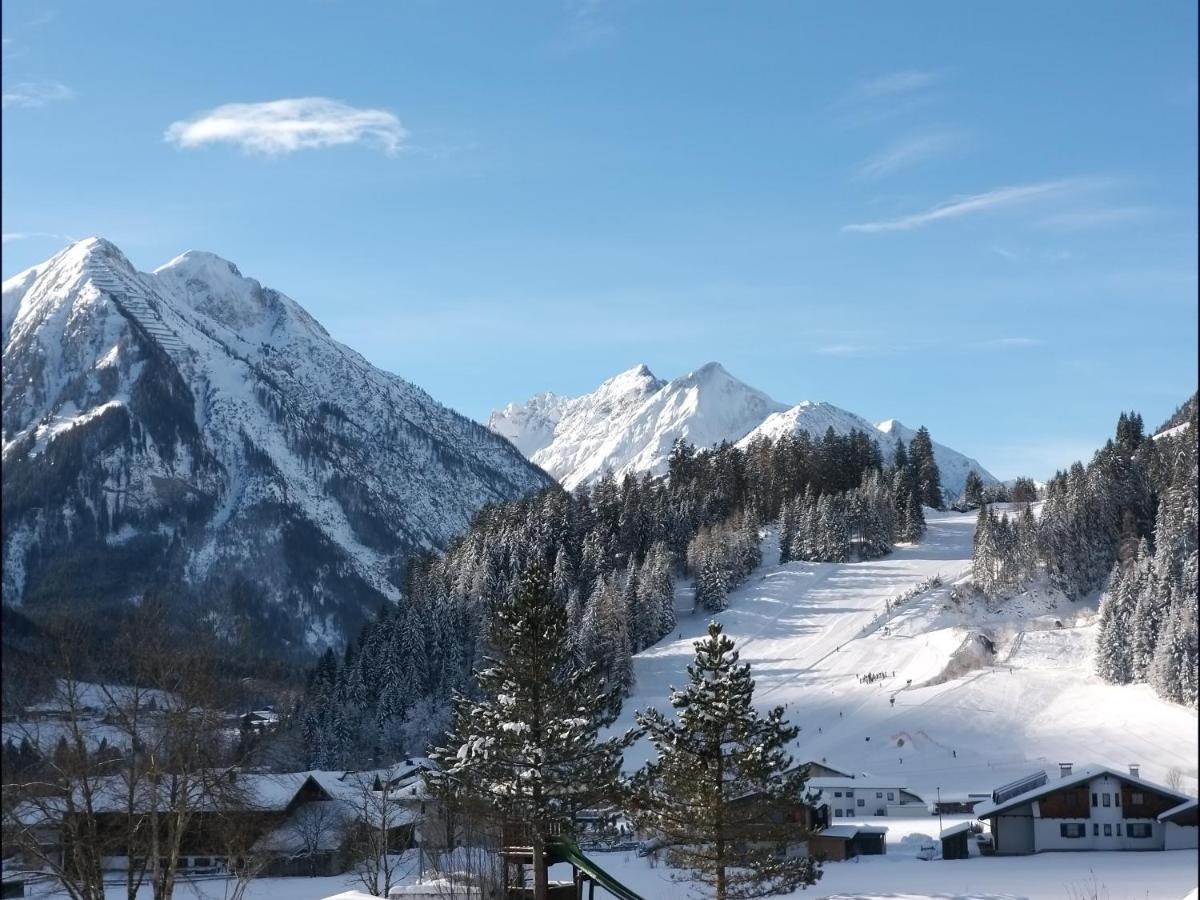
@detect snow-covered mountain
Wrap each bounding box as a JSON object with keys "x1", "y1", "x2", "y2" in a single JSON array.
[
  {"x1": 502, "y1": 362, "x2": 785, "y2": 490},
  {"x1": 487, "y1": 392, "x2": 572, "y2": 457},
  {"x1": 2, "y1": 238, "x2": 553, "y2": 653},
  {"x1": 492, "y1": 366, "x2": 999, "y2": 499}
]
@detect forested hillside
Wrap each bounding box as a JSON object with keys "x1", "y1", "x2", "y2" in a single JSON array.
[
  {"x1": 297, "y1": 425, "x2": 948, "y2": 768},
  {"x1": 971, "y1": 403, "x2": 1198, "y2": 706}
]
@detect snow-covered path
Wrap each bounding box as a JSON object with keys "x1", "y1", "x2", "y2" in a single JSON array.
[{"x1": 616, "y1": 510, "x2": 1199, "y2": 801}]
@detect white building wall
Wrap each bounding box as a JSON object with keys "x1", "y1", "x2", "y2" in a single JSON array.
[
  {"x1": 1164, "y1": 823, "x2": 1198, "y2": 851},
  {"x1": 817, "y1": 786, "x2": 907, "y2": 818},
  {"x1": 1030, "y1": 777, "x2": 1166, "y2": 852}
]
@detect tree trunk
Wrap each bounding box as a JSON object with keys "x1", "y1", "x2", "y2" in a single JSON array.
[{"x1": 532, "y1": 834, "x2": 547, "y2": 900}]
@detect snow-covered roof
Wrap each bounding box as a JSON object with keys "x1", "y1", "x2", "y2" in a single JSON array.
[
  {"x1": 808, "y1": 777, "x2": 907, "y2": 791},
  {"x1": 817, "y1": 825, "x2": 888, "y2": 839},
  {"x1": 1158, "y1": 798, "x2": 1198, "y2": 823},
  {"x1": 251, "y1": 801, "x2": 358, "y2": 853},
  {"x1": 939, "y1": 822, "x2": 973, "y2": 839},
  {"x1": 975, "y1": 765, "x2": 1191, "y2": 819}
]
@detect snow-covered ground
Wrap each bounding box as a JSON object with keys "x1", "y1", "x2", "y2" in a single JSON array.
[
  {"x1": 616, "y1": 508, "x2": 1199, "y2": 799},
  {"x1": 22, "y1": 838, "x2": 1197, "y2": 900}
]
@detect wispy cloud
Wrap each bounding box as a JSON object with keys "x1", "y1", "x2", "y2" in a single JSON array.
[
  {"x1": 164, "y1": 98, "x2": 407, "y2": 156},
  {"x1": 850, "y1": 70, "x2": 942, "y2": 102},
  {"x1": 2, "y1": 231, "x2": 68, "y2": 243},
  {"x1": 1036, "y1": 206, "x2": 1153, "y2": 230},
  {"x1": 976, "y1": 336, "x2": 1043, "y2": 349},
  {"x1": 853, "y1": 132, "x2": 960, "y2": 181},
  {"x1": 814, "y1": 342, "x2": 912, "y2": 358},
  {"x1": 990, "y1": 245, "x2": 1022, "y2": 262},
  {"x1": 551, "y1": 0, "x2": 617, "y2": 54},
  {"x1": 2, "y1": 79, "x2": 74, "y2": 109},
  {"x1": 842, "y1": 179, "x2": 1085, "y2": 234}
]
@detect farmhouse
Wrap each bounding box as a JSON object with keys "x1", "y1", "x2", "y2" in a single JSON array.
[
  {"x1": 974, "y1": 763, "x2": 1196, "y2": 854},
  {"x1": 806, "y1": 777, "x2": 925, "y2": 818},
  {"x1": 3, "y1": 765, "x2": 448, "y2": 877}
]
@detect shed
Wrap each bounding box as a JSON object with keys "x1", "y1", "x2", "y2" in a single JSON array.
[
  {"x1": 1159, "y1": 799, "x2": 1199, "y2": 851},
  {"x1": 808, "y1": 825, "x2": 888, "y2": 862},
  {"x1": 1, "y1": 879, "x2": 25, "y2": 900},
  {"x1": 939, "y1": 821, "x2": 972, "y2": 860}
]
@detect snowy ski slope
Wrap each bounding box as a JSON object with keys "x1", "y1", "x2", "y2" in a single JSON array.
[{"x1": 615, "y1": 510, "x2": 1199, "y2": 800}]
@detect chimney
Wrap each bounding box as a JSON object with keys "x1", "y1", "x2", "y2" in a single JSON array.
[
  {"x1": 1059, "y1": 762, "x2": 1073, "y2": 778},
  {"x1": 1129, "y1": 764, "x2": 1140, "y2": 779}
]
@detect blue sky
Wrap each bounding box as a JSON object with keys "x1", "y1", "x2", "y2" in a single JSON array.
[{"x1": 3, "y1": 1, "x2": 1196, "y2": 479}]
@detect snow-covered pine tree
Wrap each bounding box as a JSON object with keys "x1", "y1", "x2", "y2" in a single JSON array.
[
  {"x1": 630, "y1": 622, "x2": 822, "y2": 900},
  {"x1": 778, "y1": 496, "x2": 798, "y2": 565},
  {"x1": 431, "y1": 563, "x2": 634, "y2": 899},
  {"x1": 1096, "y1": 562, "x2": 1134, "y2": 684},
  {"x1": 962, "y1": 470, "x2": 985, "y2": 510},
  {"x1": 972, "y1": 505, "x2": 997, "y2": 596},
  {"x1": 697, "y1": 547, "x2": 729, "y2": 612},
  {"x1": 910, "y1": 426, "x2": 945, "y2": 510}
]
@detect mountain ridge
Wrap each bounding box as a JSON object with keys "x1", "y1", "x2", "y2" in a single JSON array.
[
  {"x1": 2, "y1": 238, "x2": 553, "y2": 654},
  {"x1": 492, "y1": 365, "x2": 1000, "y2": 499}
]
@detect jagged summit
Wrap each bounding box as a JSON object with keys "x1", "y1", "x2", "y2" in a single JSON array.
[
  {"x1": 491, "y1": 365, "x2": 999, "y2": 499},
  {"x1": 500, "y1": 362, "x2": 787, "y2": 490},
  {"x1": 3, "y1": 239, "x2": 552, "y2": 653}
]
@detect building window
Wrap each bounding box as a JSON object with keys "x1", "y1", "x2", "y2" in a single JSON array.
[
  {"x1": 1060, "y1": 823, "x2": 1085, "y2": 838},
  {"x1": 1127, "y1": 823, "x2": 1152, "y2": 838},
  {"x1": 194, "y1": 858, "x2": 210, "y2": 868},
  {"x1": 887, "y1": 792, "x2": 895, "y2": 801},
  {"x1": 1093, "y1": 824, "x2": 1099, "y2": 836},
  {"x1": 846, "y1": 791, "x2": 855, "y2": 798},
  {"x1": 1115, "y1": 793, "x2": 1120, "y2": 807},
  {"x1": 876, "y1": 792, "x2": 883, "y2": 799},
  {"x1": 857, "y1": 799, "x2": 865, "y2": 807},
  {"x1": 834, "y1": 792, "x2": 843, "y2": 798},
  {"x1": 1131, "y1": 792, "x2": 1144, "y2": 805},
  {"x1": 1116, "y1": 823, "x2": 1122, "y2": 836},
  {"x1": 1103, "y1": 824, "x2": 1112, "y2": 836},
  {"x1": 1102, "y1": 793, "x2": 1111, "y2": 807},
  {"x1": 835, "y1": 809, "x2": 844, "y2": 818},
  {"x1": 1091, "y1": 793, "x2": 1098, "y2": 807}
]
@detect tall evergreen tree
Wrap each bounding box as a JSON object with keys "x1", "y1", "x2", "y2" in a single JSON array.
[
  {"x1": 909, "y1": 426, "x2": 945, "y2": 510},
  {"x1": 962, "y1": 470, "x2": 985, "y2": 510},
  {"x1": 630, "y1": 622, "x2": 822, "y2": 900},
  {"x1": 432, "y1": 564, "x2": 633, "y2": 900}
]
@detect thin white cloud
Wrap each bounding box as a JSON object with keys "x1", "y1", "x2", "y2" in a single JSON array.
[
  {"x1": 164, "y1": 98, "x2": 407, "y2": 156},
  {"x1": 977, "y1": 337, "x2": 1043, "y2": 349},
  {"x1": 842, "y1": 179, "x2": 1083, "y2": 234},
  {"x1": 2, "y1": 80, "x2": 74, "y2": 109},
  {"x1": 851, "y1": 70, "x2": 941, "y2": 102},
  {"x1": 853, "y1": 132, "x2": 960, "y2": 181},
  {"x1": 2, "y1": 231, "x2": 68, "y2": 243},
  {"x1": 990, "y1": 245, "x2": 1022, "y2": 262},
  {"x1": 551, "y1": 0, "x2": 617, "y2": 53},
  {"x1": 814, "y1": 342, "x2": 912, "y2": 358},
  {"x1": 1036, "y1": 206, "x2": 1153, "y2": 230}
]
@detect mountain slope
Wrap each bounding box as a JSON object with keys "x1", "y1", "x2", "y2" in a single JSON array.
[
  {"x1": 522, "y1": 362, "x2": 785, "y2": 489},
  {"x1": 613, "y1": 511, "x2": 1198, "y2": 798},
  {"x1": 493, "y1": 367, "x2": 999, "y2": 499},
  {"x1": 2, "y1": 238, "x2": 553, "y2": 654}
]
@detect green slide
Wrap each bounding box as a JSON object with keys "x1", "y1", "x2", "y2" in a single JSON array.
[{"x1": 548, "y1": 838, "x2": 648, "y2": 900}]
